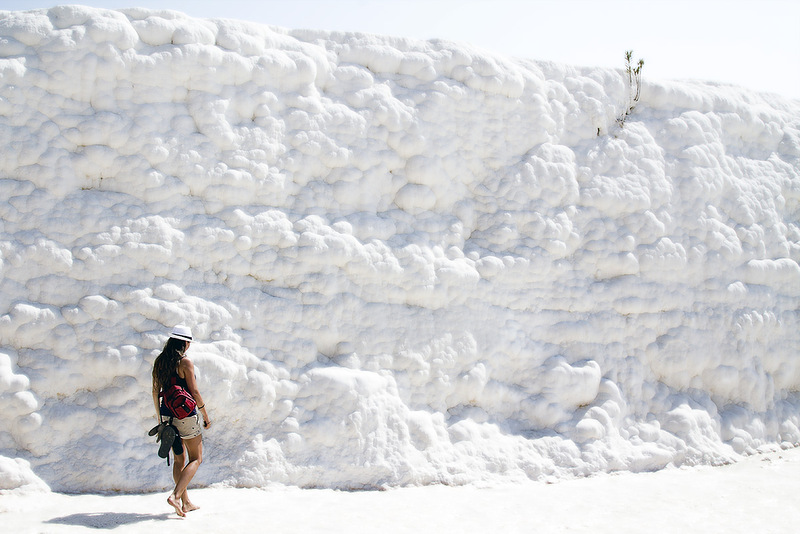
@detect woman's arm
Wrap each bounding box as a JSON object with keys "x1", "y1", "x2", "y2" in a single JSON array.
[
  {"x1": 180, "y1": 358, "x2": 210, "y2": 427},
  {"x1": 152, "y1": 381, "x2": 161, "y2": 420}
]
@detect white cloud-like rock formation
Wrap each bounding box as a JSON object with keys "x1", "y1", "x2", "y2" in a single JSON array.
[{"x1": 0, "y1": 5, "x2": 799, "y2": 492}]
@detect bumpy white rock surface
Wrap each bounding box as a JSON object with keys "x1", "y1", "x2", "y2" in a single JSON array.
[{"x1": 0, "y1": 5, "x2": 799, "y2": 492}]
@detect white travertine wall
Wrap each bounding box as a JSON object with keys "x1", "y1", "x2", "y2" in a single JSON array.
[{"x1": 0, "y1": 6, "x2": 799, "y2": 492}]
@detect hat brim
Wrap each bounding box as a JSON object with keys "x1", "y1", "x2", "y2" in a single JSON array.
[{"x1": 170, "y1": 333, "x2": 192, "y2": 342}]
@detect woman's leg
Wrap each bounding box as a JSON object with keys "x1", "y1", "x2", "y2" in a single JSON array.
[
  {"x1": 171, "y1": 450, "x2": 185, "y2": 485},
  {"x1": 167, "y1": 435, "x2": 203, "y2": 517},
  {"x1": 180, "y1": 447, "x2": 200, "y2": 515},
  {"x1": 170, "y1": 449, "x2": 198, "y2": 512}
]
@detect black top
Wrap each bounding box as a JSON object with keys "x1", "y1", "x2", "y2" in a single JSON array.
[{"x1": 160, "y1": 373, "x2": 197, "y2": 417}]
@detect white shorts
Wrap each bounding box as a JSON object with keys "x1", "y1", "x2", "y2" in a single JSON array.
[{"x1": 162, "y1": 413, "x2": 202, "y2": 440}]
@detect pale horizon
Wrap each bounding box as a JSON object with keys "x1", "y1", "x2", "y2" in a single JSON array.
[{"x1": 2, "y1": 0, "x2": 799, "y2": 100}]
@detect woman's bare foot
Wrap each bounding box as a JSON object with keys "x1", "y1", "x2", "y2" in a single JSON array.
[
  {"x1": 182, "y1": 500, "x2": 200, "y2": 513},
  {"x1": 167, "y1": 494, "x2": 186, "y2": 517}
]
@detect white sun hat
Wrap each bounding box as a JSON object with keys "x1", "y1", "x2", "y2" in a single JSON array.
[{"x1": 169, "y1": 325, "x2": 193, "y2": 342}]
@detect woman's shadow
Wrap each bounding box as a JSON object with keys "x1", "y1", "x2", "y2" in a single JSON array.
[{"x1": 45, "y1": 511, "x2": 173, "y2": 528}]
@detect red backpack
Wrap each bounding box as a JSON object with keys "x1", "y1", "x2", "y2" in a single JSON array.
[{"x1": 162, "y1": 375, "x2": 197, "y2": 419}]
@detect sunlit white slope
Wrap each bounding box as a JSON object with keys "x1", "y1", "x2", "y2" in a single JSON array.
[{"x1": 0, "y1": 5, "x2": 799, "y2": 492}]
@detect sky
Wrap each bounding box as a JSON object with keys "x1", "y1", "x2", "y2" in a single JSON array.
[{"x1": 2, "y1": 0, "x2": 799, "y2": 99}]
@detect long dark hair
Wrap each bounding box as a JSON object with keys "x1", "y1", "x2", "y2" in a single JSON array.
[{"x1": 152, "y1": 337, "x2": 188, "y2": 394}]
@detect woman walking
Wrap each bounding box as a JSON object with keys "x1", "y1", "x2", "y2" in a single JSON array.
[{"x1": 151, "y1": 325, "x2": 211, "y2": 517}]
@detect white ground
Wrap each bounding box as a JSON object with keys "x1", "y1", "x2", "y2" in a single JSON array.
[{"x1": 3, "y1": 447, "x2": 799, "y2": 534}]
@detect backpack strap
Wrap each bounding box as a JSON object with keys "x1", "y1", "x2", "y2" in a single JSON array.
[
  {"x1": 158, "y1": 375, "x2": 176, "y2": 398},
  {"x1": 166, "y1": 416, "x2": 175, "y2": 466}
]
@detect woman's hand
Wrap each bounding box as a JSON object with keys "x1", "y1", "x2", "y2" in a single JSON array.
[{"x1": 199, "y1": 404, "x2": 210, "y2": 428}]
